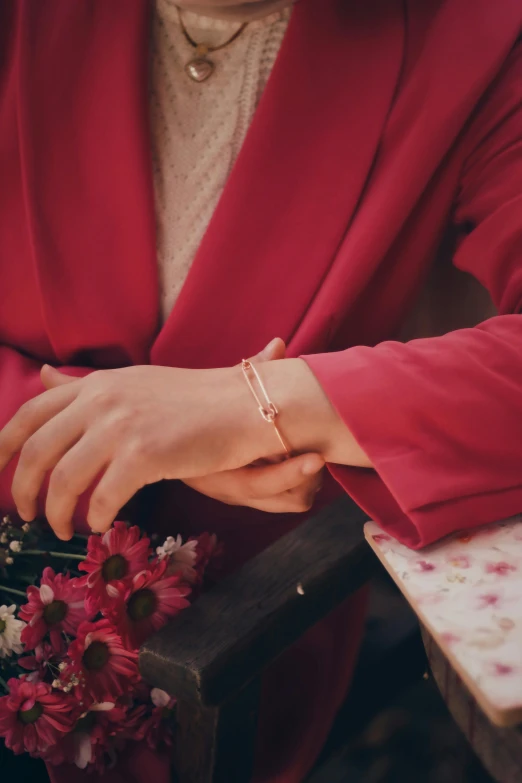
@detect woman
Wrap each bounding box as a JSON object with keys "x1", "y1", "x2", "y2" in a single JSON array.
[{"x1": 0, "y1": 0, "x2": 521, "y2": 780}]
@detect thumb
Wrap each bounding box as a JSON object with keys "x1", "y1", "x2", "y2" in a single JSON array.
[
  {"x1": 40, "y1": 364, "x2": 78, "y2": 390},
  {"x1": 252, "y1": 337, "x2": 286, "y2": 363}
]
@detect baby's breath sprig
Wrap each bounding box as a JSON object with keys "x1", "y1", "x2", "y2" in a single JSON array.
[{"x1": 0, "y1": 515, "x2": 32, "y2": 568}]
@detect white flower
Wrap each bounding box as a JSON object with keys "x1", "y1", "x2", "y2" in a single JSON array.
[
  {"x1": 156, "y1": 535, "x2": 183, "y2": 560},
  {"x1": 5, "y1": 557, "x2": 13, "y2": 566},
  {"x1": 0, "y1": 604, "x2": 26, "y2": 659},
  {"x1": 9, "y1": 540, "x2": 22, "y2": 553},
  {"x1": 156, "y1": 535, "x2": 198, "y2": 581},
  {"x1": 0, "y1": 533, "x2": 7, "y2": 544},
  {"x1": 157, "y1": 535, "x2": 197, "y2": 565},
  {"x1": 151, "y1": 688, "x2": 172, "y2": 708}
]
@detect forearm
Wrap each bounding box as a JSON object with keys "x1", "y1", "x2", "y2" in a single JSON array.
[{"x1": 247, "y1": 358, "x2": 372, "y2": 468}]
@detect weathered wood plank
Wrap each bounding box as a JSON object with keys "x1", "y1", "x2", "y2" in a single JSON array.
[
  {"x1": 173, "y1": 678, "x2": 261, "y2": 783},
  {"x1": 424, "y1": 628, "x2": 522, "y2": 783},
  {"x1": 140, "y1": 495, "x2": 372, "y2": 706}
]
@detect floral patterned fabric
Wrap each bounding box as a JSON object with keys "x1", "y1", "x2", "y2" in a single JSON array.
[{"x1": 365, "y1": 517, "x2": 522, "y2": 724}]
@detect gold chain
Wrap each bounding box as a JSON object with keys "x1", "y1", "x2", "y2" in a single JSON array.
[{"x1": 177, "y1": 8, "x2": 248, "y2": 55}]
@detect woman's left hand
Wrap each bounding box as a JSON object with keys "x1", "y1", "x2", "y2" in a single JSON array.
[
  {"x1": 184, "y1": 452, "x2": 325, "y2": 514},
  {"x1": 0, "y1": 362, "x2": 279, "y2": 539}
]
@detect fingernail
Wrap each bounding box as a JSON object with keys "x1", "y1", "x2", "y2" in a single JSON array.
[{"x1": 301, "y1": 457, "x2": 323, "y2": 476}]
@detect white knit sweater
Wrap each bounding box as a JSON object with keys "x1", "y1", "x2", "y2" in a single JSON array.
[{"x1": 150, "y1": 1, "x2": 291, "y2": 321}]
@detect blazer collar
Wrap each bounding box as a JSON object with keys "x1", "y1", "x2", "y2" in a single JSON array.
[
  {"x1": 12, "y1": 0, "x2": 404, "y2": 368},
  {"x1": 152, "y1": 0, "x2": 406, "y2": 367}
]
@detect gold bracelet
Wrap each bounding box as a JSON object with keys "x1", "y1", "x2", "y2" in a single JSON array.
[{"x1": 241, "y1": 359, "x2": 291, "y2": 457}]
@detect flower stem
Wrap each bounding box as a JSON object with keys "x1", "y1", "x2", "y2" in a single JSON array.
[
  {"x1": 0, "y1": 584, "x2": 26, "y2": 598},
  {"x1": 0, "y1": 674, "x2": 8, "y2": 693},
  {"x1": 22, "y1": 550, "x2": 85, "y2": 561}
]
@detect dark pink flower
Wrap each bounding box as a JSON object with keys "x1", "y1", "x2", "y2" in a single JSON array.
[
  {"x1": 0, "y1": 677, "x2": 75, "y2": 756},
  {"x1": 160, "y1": 535, "x2": 198, "y2": 583},
  {"x1": 485, "y1": 562, "x2": 517, "y2": 576},
  {"x1": 44, "y1": 700, "x2": 131, "y2": 770},
  {"x1": 79, "y1": 522, "x2": 151, "y2": 614},
  {"x1": 192, "y1": 532, "x2": 224, "y2": 584},
  {"x1": 141, "y1": 688, "x2": 176, "y2": 750},
  {"x1": 19, "y1": 642, "x2": 60, "y2": 683},
  {"x1": 73, "y1": 701, "x2": 129, "y2": 771},
  {"x1": 19, "y1": 568, "x2": 90, "y2": 653},
  {"x1": 66, "y1": 619, "x2": 139, "y2": 702},
  {"x1": 109, "y1": 559, "x2": 191, "y2": 649}
]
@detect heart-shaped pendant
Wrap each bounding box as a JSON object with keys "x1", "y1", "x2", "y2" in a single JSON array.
[{"x1": 185, "y1": 57, "x2": 215, "y2": 83}]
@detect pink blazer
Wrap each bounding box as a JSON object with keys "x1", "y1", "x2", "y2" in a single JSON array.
[{"x1": 1, "y1": 1, "x2": 521, "y2": 781}]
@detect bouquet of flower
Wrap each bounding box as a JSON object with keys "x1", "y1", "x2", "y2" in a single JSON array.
[{"x1": 0, "y1": 514, "x2": 220, "y2": 772}]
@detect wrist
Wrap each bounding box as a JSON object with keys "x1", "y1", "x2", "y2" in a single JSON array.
[
  {"x1": 261, "y1": 358, "x2": 337, "y2": 458},
  {"x1": 220, "y1": 365, "x2": 284, "y2": 467},
  {"x1": 259, "y1": 357, "x2": 371, "y2": 467}
]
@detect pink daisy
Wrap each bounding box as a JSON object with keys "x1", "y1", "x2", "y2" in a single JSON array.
[
  {"x1": 158, "y1": 535, "x2": 198, "y2": 583},
  {"x1": 109, "y1": 559, "x2": 191, "y2": 649},
  {"x1": 19, "y1": 568, "x2": 90, "y2": 653},
  {"x1": 19, "y1": 642, "x2": 61, "y2": 683},
  {"x1": 142, "y1": 688, "x2": 176, "y2": 750},
  {"x1": 43, "y1": 700, "x2": 131, "y2": 771},
  {"x1": 79, "y1": 522, "x2": 151, "y2": 614},
  {"x1": 192, "y1": 532, "x2": 224, "y2": 584},
  {"x1": 66, "y1": 619, "x2": 139, "y2": 702},
  {"x1": 0, "y1": 676, "x2": 75, "y2": 756}
]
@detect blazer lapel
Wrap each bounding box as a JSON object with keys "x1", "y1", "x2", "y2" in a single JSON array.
[
  {"x1": 152, "y1": 0, "x2": 406, "y2": 368},
  {"x1": 14, "y1": 0, "x2": 158, "y2": 367}
]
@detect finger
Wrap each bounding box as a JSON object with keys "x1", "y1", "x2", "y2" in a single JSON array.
[
  {"x1": 183, "y1": 472, "x2": 319, "y2": 514},
  {"x1": 40, "y1": 364, "x2": 78, "y2": 390},
  {"x1": 252, "y1": 337, "x2": 286, "y2": 363},
  {"x1": 45, "y1": 430, "x2": 112, "y2": 540},
  {"x1": 243, "y1": 453, "x2": 324, "y2": 498},
  {"x1": 185, "y1": 453, "x2": 324, "y2": 505},
  {"x1": 11, "y1": 402, "x2": 85, "y2": 523},
  {"x1": 237, "y1": 488, "x2": 319, "y2": 514},
  {"x1": 87, "y1": 457, "x2": 144, "y2": 534},
  {"x1": 0, "y1": 383, "x2": 80, "y2": 474}
]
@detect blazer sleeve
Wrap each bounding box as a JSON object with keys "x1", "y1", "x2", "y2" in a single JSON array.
[
  {"x1": 303, "y1": 43, "x2": 522, "y2": 549},
  {"x1": 0, "y1": 345, "x2": 91, "y2": 519}
]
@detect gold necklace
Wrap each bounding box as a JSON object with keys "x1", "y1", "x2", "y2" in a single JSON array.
[{"x1": 177, "y1": 8, "x2": 248, "y2": 83}]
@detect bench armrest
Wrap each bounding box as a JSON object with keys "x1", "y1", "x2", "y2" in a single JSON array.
[{"x1": 139, "y1": 495, "x2": 373, "y2": 706}]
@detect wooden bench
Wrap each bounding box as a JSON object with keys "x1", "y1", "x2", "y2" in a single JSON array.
[{"x1": 140, "y1": 495, "x2": 375, "y2": 783}]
